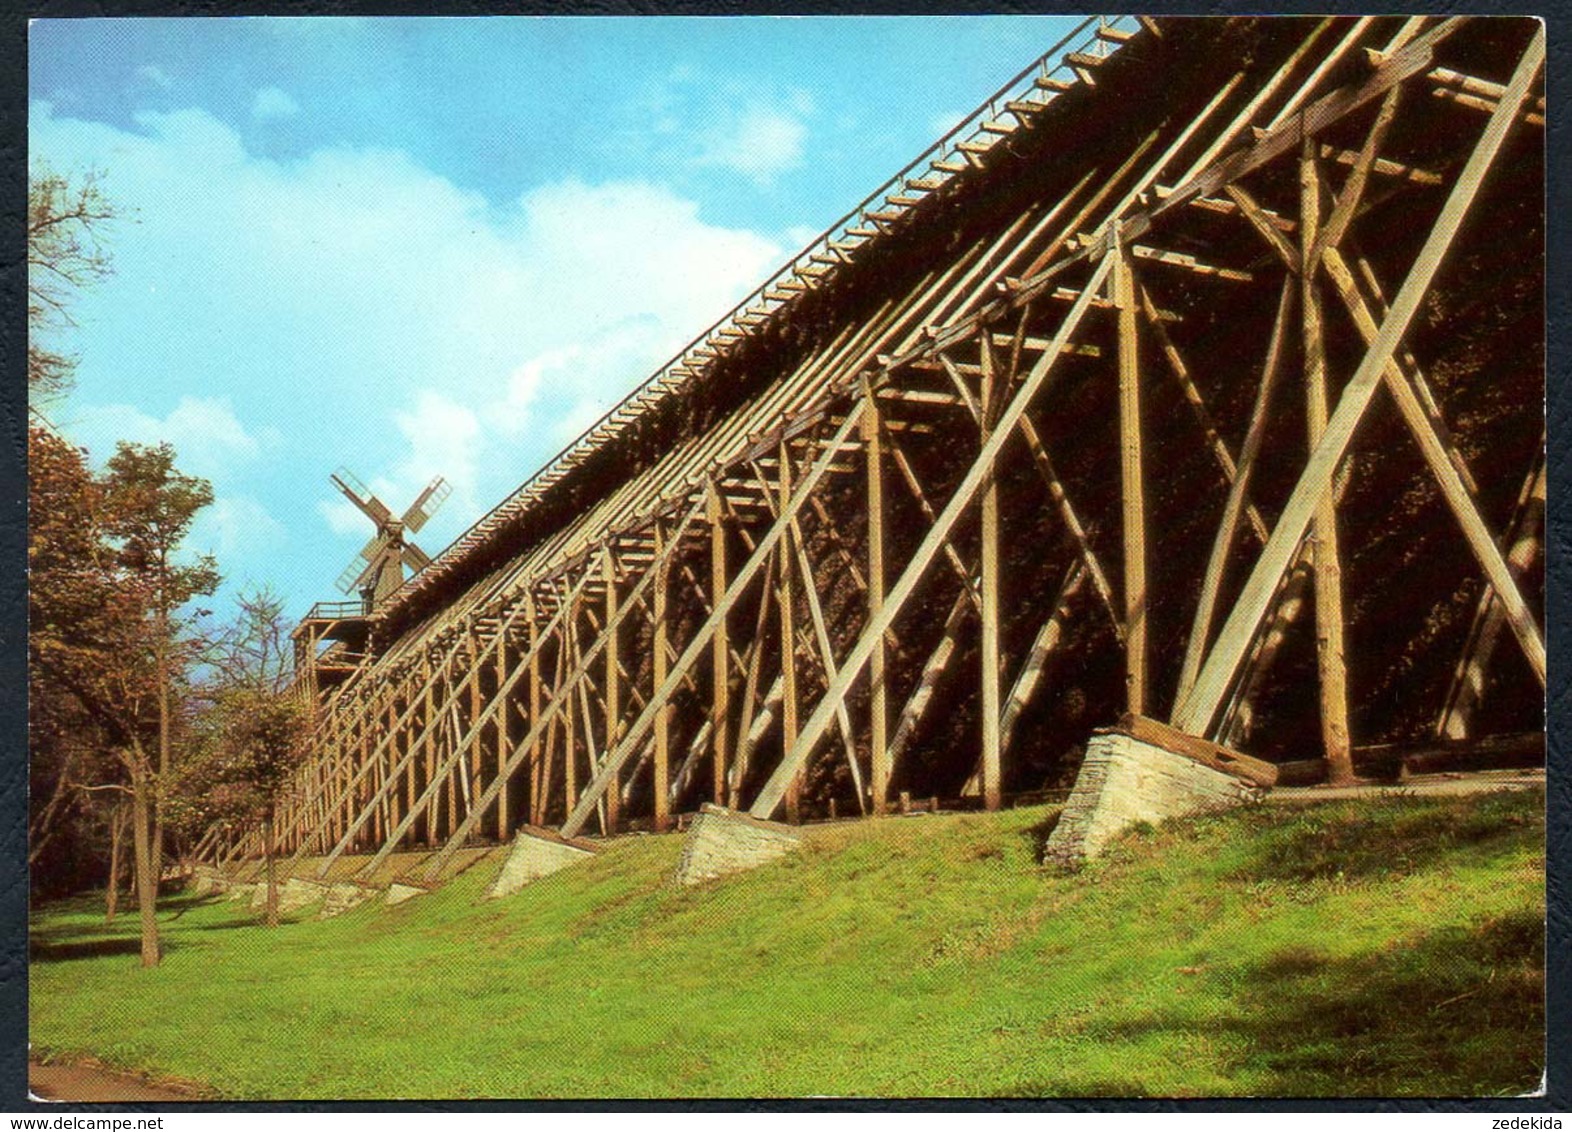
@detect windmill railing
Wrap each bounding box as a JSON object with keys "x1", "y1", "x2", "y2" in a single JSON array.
[
  {"x1": 304, "y1": 599, "x2": 372, "y2": 622},
  {"x1": 387, "y1": 15, "x2": 1141, "y2": 614}
]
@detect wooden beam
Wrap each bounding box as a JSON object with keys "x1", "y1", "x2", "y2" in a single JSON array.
[
  {"x1": 999, "y1": 562, "x2": 1085, "y2": 755},
  {"x1": 1173, "y1": 27, "x2": 1544, "y2": 735},
  {"x1": 603, "y1": 551, "x2": 621, "y2": 832},
  {"x1": 1437, "y1": 448, "x2": 1544, "y2": 740},
  {"x1": 652, "y1": 523, "x2": 671, "y2": 831},
  {"x1": 979, "y1": 336, "x2": 1003, "y2": 811},
  {"x1": 707, "y1": 479, "x2": 731, "y2": 807},
  {"x1": 1114, "y1": 235, "x2": 1147, "y2": 716},
  {"x1": 1176, "y1": 278, "x2": 1294, "y2": 703},
  {"x1": 1318, "y1": 248, "x2": 1544, "y2": 687},
  {"x1": 863, "y1": 386, "x2": 890, "y2": 815},
  {"x1": 778, "y1": 439, "x2": 803, "y2": 824},
  {"x1": 1301, "y1": 138, "x2": 1355, "y2": 785}
]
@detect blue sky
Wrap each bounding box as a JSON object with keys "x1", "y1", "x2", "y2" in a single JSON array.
[{"x1": 30, "y1": 15, "x2": 1082, "y2": 622}]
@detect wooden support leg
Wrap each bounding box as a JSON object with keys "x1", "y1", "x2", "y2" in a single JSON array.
[
  {"x1": 1301, "y1": 138, "x2": 1355, "y2": 784},
  {"x1": 603, "y1": 552, "x2": 622, "y2": 833},
  {"x1": 863, "y1": 385, "x2": 890, "y2": 815},
  {"x1": 1114, "y1": 236, "x2": 1147, "y2": 716},
  {"x1": 778, "y1": 440, "x2": 803, "y2": 824},
  {"x1": 979, "y1": 338, "x2": 1003, "y2": 812},
  {"x1": 495, "y1": 628, "x2": 511, "y2": 840},
  {"x1": 708, "y1": 480, "x2": 731, "y2": 806},
  {"x1": 652, "y1": 523, "x2": 672, "y2": 831}
]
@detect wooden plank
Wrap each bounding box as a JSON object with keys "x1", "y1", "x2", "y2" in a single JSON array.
[
  {"x1": 749, "y1": 247, "x2": 1117, "y2": 820},
  {"x1": 1116, "y1": 713, "x2": 1279, "y2": 788},
  {"x1": 1173, "y1": 27, "x2": 1544, "y2": 736}
]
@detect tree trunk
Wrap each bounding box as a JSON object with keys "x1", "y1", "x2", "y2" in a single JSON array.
[
  {"x1": 264, "y1": 810, "x2": 279, "y2": 928},
  {"x1": 130, "y1": 758, "x2": 161, "y2": 967},
  {"x1": 105, "y1": 802, "x2": 125, "y2": 924},
  {"x1": 153, "y1": 607, "x2": 169, "y2": 893}
]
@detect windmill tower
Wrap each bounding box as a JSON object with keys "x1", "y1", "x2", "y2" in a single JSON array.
[{"x1": 331, "y1": 468, "x2": 452, "y2": 611}]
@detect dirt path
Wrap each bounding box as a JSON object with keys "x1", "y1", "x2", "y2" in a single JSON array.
[{"x1": 28, "y1": 1061, "x2": 209, "y2": 1103}]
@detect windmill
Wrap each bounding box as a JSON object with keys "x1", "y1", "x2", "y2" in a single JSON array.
[{"x1": 331, "y1": 467, "x2": 452, "y2": 611}]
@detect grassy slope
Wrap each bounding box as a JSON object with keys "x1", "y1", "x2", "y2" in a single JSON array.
[{"x1": 30, "y1": 789, "x2": 1545, "y2": 1099}]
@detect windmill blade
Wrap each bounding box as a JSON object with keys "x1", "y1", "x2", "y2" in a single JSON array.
[
  {"x1": 335, "y1": 534, "x2": 393, "y2": 593},
  {"x1": 331, "y1": 467, "x2": 393, "y2": 526},
  {"x1": 400, "y1": 541, "x2": 432, "y2": 572},
  {"x1": 402, "y1": 476, "x2": 452, "y2": 533}
]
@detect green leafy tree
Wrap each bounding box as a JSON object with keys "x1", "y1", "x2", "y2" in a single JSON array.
[{"x1": 204, "y1": 689, "x2": 309, "y2": 926}]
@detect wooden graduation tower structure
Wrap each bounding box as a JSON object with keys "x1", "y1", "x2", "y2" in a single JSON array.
[{"x1": 213, "y1": 16, "x2": 1545, "y2": 875}]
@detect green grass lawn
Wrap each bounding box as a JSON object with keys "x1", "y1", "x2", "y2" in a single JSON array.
[{"x1": 30, "y1": 788, "x2": 1545, "y2": 1099}]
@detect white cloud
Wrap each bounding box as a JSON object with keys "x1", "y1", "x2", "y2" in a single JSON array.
[
  {"x1": 31, "y1": 100, "x2": 785, "y2": 601},
  {"x1": 695, "y1": 102, "x2": 810, "y2": 187},
  {"x1": 192, "y1": 495, "x2": 287, "y2": 560},
  {"x1": 69, "y1": 395, "x2": 278, "y2": 483},
  {"x1": 251, "y1": 86, "x2": 300, "y2": 122},
  {"x1": 136, "y1": 64, "x2": 173, "y2": 90}
]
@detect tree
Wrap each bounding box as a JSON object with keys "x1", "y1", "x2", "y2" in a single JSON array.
[
  {"x1": 203, "y1": 689, "x2": 309, "y2": 927},
  {"x1": 102, "y1": 442, "x2": 220, "y2": 892},
  {"x1": 28, "y1": 165, "x2": 114, "y2": 407},
  {"x1": 29, "y1": 429, "x2": 218, "y2": 966}
]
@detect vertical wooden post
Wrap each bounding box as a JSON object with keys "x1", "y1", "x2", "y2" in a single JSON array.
[
  {"x1": 603, "y1": 551, "x2": 622, "y2": 833},
  {"x1": 563, "y1": 618, "x2": 579, "y2": 816},
  {"x1": 1115, "y1": 232, "x2": 1147, "y2": 716},
  {"x1": 468, "y1": 635, "x2": 483, "y2": 837},
  {"x1": 862, "y1": 385, "x2": 890, "y2": 815},
  {"x1": 708, "y1": 479, "x2": 731, "y2": 806},
  {"x1": 652, "y1": 522, "x2": 672, "y2": 832},
  {"x1": 778, "y1": 440, "x2": 802, "y2": 824},
  {"x1": 978, "y1": 338, "x2": 1003, "y2": 812},
  {"x1": 1301, "y1": 138, "x2": 1355, "y2": 784},
  {"x1": 495, "y1": 626, "x2": 511, "y2": 841},
  {"x1": 527, "y1": 592, "x2": 544, "y2": 826}
]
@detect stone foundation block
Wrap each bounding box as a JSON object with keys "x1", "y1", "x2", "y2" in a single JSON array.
[
  {"x1": 384, "y1": 882, "x2": 428, "y2": 907},
  {"x1": 674, "y1": 803, "x2": 802, "y2": 886},
  {"x1": 319, "y1": 882, "x2": 377, "y2": 919},
  {"x1": 249, "y1": 876, "x2": 328, "y2": 915},
  {"x1": 1044, "y1": 729, "x2": 1266, "y2": 868},
  {"x1": 486, "y1": 826, "x2": 597, "y2": 899},
  {"x1": 187, "y1": 865, "x2": 230, "y2": 897}
]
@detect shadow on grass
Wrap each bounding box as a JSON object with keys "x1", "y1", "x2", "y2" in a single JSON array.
[
  {"x1": 1084, "y1": 910, "x2": 1544, "y2": 1096},
  {"x1": 1021, "y1": 811, "x2": 1063, "y2": 865},
  {"x1": 30, "y1": 936, "x2": 182, "y2": 962},
  {"x1": 1225, "y1": 791, "x2": 1539, "y2": 884}
]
